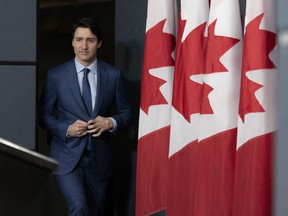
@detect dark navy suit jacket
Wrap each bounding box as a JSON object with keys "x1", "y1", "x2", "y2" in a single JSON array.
[{"x1": 39, "y1": 59, "x2": 132, "y2": 179}]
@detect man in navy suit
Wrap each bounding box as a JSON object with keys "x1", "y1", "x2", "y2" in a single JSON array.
[{"x1": 40, "y1": 17, "x2": 132, "y2": 216}]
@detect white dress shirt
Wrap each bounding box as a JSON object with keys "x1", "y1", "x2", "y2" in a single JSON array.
[{"x1": 75, "y1": 58, "x2": 97, "y2": 110}]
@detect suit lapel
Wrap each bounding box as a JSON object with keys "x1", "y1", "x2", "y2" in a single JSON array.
[
  {"x1": 65, "y1": 60, "x2": 88, "y2": 115},
  {"x1": 93, "y1": 60, "x2": 108, "y2": 116}
]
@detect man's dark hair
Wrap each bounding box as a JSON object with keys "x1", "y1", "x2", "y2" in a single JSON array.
[{"x1": 72, "y1": 17, "x2": 103, "y2": 42}]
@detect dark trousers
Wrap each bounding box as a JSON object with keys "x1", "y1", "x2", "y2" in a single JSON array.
[{"x1": 56, "y1": 150, "x2": 113, "y2": 216}]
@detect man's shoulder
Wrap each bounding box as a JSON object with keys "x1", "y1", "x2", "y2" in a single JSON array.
[
  {"x1": 98, "y1": 59, "x2": 119, "y2": 73},
  {"x1": 51, "y1": 59, "x2": 74, "y2": 71}
]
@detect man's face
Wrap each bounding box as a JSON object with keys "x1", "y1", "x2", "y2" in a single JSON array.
[{"x1": 72, "y1": 27, "x2": 102, "y2": 66}]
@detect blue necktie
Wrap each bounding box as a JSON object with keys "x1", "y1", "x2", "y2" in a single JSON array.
[
  {"x1": 82, "y1": 68, "x2": 92, "y2": 115},
  {"x1": 82, "y1": 68, "x2": 93, "y2": 151}
]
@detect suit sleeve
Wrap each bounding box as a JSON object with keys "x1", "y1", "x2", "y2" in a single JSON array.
[
  {"x1": 39, "y1": 69, "x2": 70, "y2": 142},
  {"x1": 110, "y1": 72, "x2": 133, "y2": 132}
]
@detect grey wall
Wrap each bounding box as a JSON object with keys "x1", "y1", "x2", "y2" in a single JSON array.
[
  {"x1": 0, "y1": 0, "x2": 37, "y2": 149},
  {"x1": 274, "y1": 0, "x2": 288, "y2": 215},
  {"x1": 0, "y1": 0, "x2": 37, "y2": 62},
  {"x1": 0, "y1": 66, "x2": 36, "y2": 148}
]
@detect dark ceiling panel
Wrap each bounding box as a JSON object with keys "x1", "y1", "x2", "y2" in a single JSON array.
[{"x1": 40, "y1": 0, "x2": 113, "y2": 9}]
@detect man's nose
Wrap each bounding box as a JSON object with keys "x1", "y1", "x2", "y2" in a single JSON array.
[{"x1": 82, "y1": 41, "x2": 88, "y2": 49}]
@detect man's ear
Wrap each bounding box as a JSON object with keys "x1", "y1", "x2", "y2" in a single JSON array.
[{"x1": 97, "y1": 41, "x2": 102, "y2": 48}]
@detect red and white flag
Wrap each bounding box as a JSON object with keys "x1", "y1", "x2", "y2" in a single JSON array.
[
  {"x1": 233, "y1": 0, "x2": 277, "y2": 215},
  {"x1": 194, "y1": 0, "x2": 242, "y2": 215},
  {"x1": 136, "y1": 0, "x2": 177, "y2": 215},
  {"x1": 167, "y1": 0, "x2": 209, "y2": 215}
]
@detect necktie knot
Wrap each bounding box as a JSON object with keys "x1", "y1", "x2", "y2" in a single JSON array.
[{"x1": 83, "y1": 68, "x2": 90, "y2": 77}]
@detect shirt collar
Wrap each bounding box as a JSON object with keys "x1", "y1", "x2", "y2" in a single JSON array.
[{"x1": 74, "y1": 58, "x2": 97, "y2": 74}]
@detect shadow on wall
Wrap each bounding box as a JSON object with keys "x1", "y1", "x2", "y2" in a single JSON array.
[{"x1": 113, "y1": 35, "x2": 144, "y2": 214}]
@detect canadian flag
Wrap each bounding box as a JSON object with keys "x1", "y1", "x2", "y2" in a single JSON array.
[
  {"x1": 167, "y1": 0, "x2": 209, "y2": 215},
  {"x1": 194, "y1": 0, "x2": 242, "y2": 215},
  {"x1": 232, "y1": 0, "x2": 277, "y2": 215},
  {"x1": 135, "y1": 0, "x2": 177, "y2": 215}
]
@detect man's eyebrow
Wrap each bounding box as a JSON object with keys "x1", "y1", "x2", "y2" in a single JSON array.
[{"x1": 74, "y1": 36, "x2": 96, "y2": 40}]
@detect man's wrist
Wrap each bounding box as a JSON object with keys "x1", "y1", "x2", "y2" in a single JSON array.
[
  {"x1": 66, "y1": 125, "x2": 71, "y2": 138},
  {"x1": 108, "y1": 117, "x2": 117, "y2": 132}
]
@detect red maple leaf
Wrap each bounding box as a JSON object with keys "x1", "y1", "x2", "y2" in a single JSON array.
[
  {"x1": 200, "y1": 83, "x2": 214, "y2": 114},
  {"x1": 140, "y1": 19, "x2": 175, "y2": 114},
  {"x1": 239, "y1": 13, "x2": 277, "y2": 122},
  {"x1": 200, "y1": 19, "x2": 239, "y2": 115},
  {"x1": 205, "y1": 19, "x2": 240, "y2": 74},
  {"x1": 172, "y1": 19, "x2": 208, "y2": 122}
]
